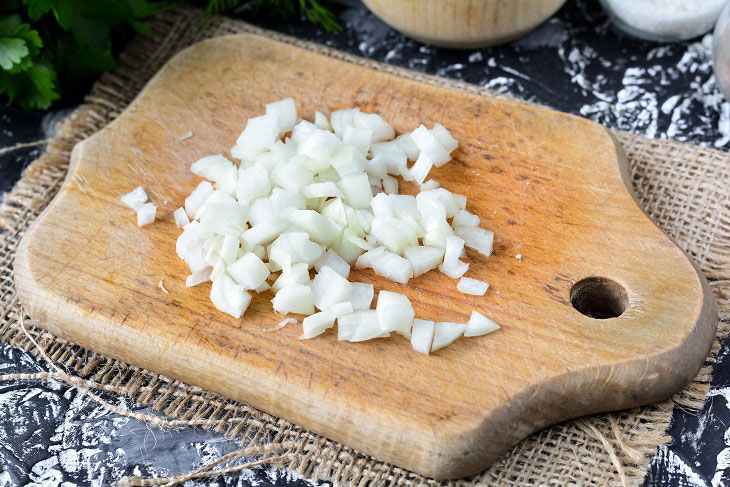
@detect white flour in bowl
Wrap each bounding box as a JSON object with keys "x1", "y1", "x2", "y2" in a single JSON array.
[{"x1": 603, "y1": 0, "x2": 726, "y2": 39}]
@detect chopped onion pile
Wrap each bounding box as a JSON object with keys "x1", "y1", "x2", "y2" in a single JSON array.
[{"x1": 175, "y1": 99, "x2": 500, "y2": 353}]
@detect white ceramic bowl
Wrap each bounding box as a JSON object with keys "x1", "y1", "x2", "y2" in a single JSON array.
[
  {"x1": 599, "y1": 0, "x2": 727, "y2": 42},
  {"x1": 713, "y1": 1, "x2": 730, "y2": 98}
]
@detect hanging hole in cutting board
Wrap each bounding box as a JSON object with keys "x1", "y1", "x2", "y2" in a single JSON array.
[{"x1": 570, "y1": 277, "x2": 629, "y2": 319}]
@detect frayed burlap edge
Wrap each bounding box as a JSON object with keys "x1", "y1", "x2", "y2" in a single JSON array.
[{"x1": 1, "y1": 7, "x2": 729, "y2": 486}]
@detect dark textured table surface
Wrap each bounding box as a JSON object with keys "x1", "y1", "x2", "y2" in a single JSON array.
[{"x1": 1, "y1": 1, "x2": 729, "y2": 485}]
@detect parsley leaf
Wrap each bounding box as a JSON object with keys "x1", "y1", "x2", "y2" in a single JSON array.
[
  {"x1": 0, "y1": 37, "x2": 28, "y2": 70},
  {"x1": 0, "y1": 13, "x2": 55, "y2": 109},
  {"x1": 23, "y1": 0, "x2": 53, "y2": 22},
  {"x1": 0, "y1": 59, "x2": 59, "y2": 110},
  {"x1": 2, "y1": 0, "x2": 341, "y2": 111},
  {"x1": 206, "y1": 0, "x2": 342, "y2": 32},
  {"x1": 0, "y1": 14, "x2": 22, "y2": 35},
  {"x1": 0, "y1": 15, "x2": 43, "y2": 71}
]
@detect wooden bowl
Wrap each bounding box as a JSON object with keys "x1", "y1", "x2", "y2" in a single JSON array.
[{"x1": 362, "y1": 0, "x2": 568, "y2": 49}]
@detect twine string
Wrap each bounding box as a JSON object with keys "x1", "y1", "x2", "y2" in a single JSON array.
[
  {"x1": 120, "y1": 451, "x2": 297, "y2": 486},
  {"x1": 0, "y1": 313, "x2": 297, "y2": 486},
  {"x1": 577, "y1": 418, "x2": 628, "y2": 487},
  {"x1": 0, "y1": 139, "x2": 50, "y2": 157}
]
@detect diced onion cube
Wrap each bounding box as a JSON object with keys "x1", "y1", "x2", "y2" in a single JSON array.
[
  {"x1": 199, "y1": 203, "x2": 247, "y2": 234},
  {"x1": 312, "y1": 266, "x2": 353, "y2": 311},
  {"x1": 343, "y1": 126, "x2": 372, "y2": 156},
  {"x1": 228, "y1": 253, "x2": 270, "y2": 290},
  {"x1": 382, "y1": 175, "x2": 398, "y2": 194},
  {"x1": 431, "y1": 322, "x2": 466, "y2": 352},
  {"x1": 411, "y1": 319, "x2": 434, "y2": 354},
  {"x1": 232, "y1": 115, "x2": 279, "y2": 160},
  {"x1": 404, "y1": 246, "x2": 444, "y2": 277},
  {"x1": 338, "y1": 173, "x2": 372, "y2": 209},
  {"x1": 242, "y1": 220, "x2": 286, "y2": 247},
  {"x1": 329, "y1": 301, "x2": 354, "y2": 317},
  {"x1": 173, "y1": 207, "x2": 189, "y2": 228},
  {"x1": 439, "y1": 235, "x2": 469, "y2": 278},
  {"x1": 347, "y1": 310, "x2": 389, "y2": 342},
  {"x1": 337, "y1": 310, "x2": 371, "y2": 341},
  {"x1": 376, "y1": 291, "x2": 414, "y2": 336},
  {"x1": 137, "y1": 203, "x2": 156, "y2": 227},
  {"x1": 409, "y1": 155, "x2": 433, "y2": 184},
  {"x1": 186, "y1": 267, "x2": 212, "y2": 287},
  {"x1": 420, "y1": 179, "x2": 440, "y2": 191},
  {"x1": 417, "y1": 188, "x2": 464, "y2": 219},
  {"x1": 331, "y1": 229, "x2": 365, "y2": 264},
  {"x1": 270, "y1": 187, "x2": 306, "y2": 211},
  {"x1": 370, "y1": 193, "x2": 394, "y2": 217},
  {"x1": 273, "y1": 161, "x2": 314, "y2": 192},
  {"x1": 272, "y1": 284, "x2": 314, "y2": 315},
  {"x1": 236, "y1": 164, "x2": 271, "y2": 205},
  {"x1": 286, "y1": 209, "x2": 340, "y2": 245},
  {"x1": 347, "y1": 234, "x2": 372, "y2": 251},
  {"x1": 297, "y1": 129, "x2": 341, "y2": 167},
  {"x1": 182, "y1": 235, "x2": 207, "y2": 271},
  {"x1": 272, "y1": 263, "x2": 310, "y2": 292},
  {"x1": 190, "y1": 154, "x2": 237, "y2": 194},
  {"x1": 465, "y1": 310, "x2": 500, "y2": 337},
  {"x1": 253, "y1": 280, "x2": 270, "y2": 294},
  {"x1": 204, "y1": 236, "x2": 222, "y2": 265},
  {"x1": 266, "y1": 97, "x2": 298, "y2": 135},
  {"x1": 396, "y1": 133, "x2": 419, "y2": 160},
  {"x1": 431, "y1": 123, "x2": 458, "y2": 153},
  {"x1": 315, "y1": 249, "x2": 350, "y2": 277},
  {"x1": 439, "y1": 260, "x2": 469, "y2": 279},
  {"x1": 121, "y1": 186, "x2": 148, "y2": 211},
  {"x1": 269, "y1": 233, "x2": 323, "y2": 268},
  {"x1": 410, "y1": 125, "x2": 450, "y2": 166},
  {"x1": 331, "y1": 108, "x2": 358, "y2": 139},
  {"x1": 219, "y1": 235, "x2": 239, "y2": 265},
  {"x1": 353, "y1": 111, "x2": 394, "y2": 142},
  {"x1": 452, "y1": 210, "x2": 480, "y2": 227},
  {"x1": 300, "y1": 311, "x2": 336, "y2": 339},
  {"x1": 371, "y1": 141, "x2": 407, "y2": 176},
  {"x1": 210, "y1": 260, "x2": 226, "y2": 281},
  {"x1": 371, "y1": 251, "x2": 413, "y2": 284},
  {"x1": 457, "y1": 277, "x2": 489, "y2": 296},
  {"x1": 303, "y1": 182, "x2": 343, "y2": 199},
  {"x1": 210, "y1": 274, "x2": 252, "y2": 318},
  {"x1": 331, "y1": 146, "x2": 367, "y2": 177},
  {"x1": 314, "y1": 111, "x2": 331, "y2": 131},
  {"x1": 423, "y1": 217, "x2": 453, "y2": 249},
  {"x1": 185, "y1": 181, "x2": 213, "y2": 218},
  {"x1": 370, "y1": 216, "x2": 416, "y2": 255},
  {"x1": 349, "y1": 282, "x2": 374, "y2": 310},
  {"x1": 250, "y1": 245, "x2": 266, "y2": 261},
  {"x1": 291, "y1": 119, "x2": 318, "y2": 145},
  {"x1": 454, "y1": 225, "x2": 494, "y2": 257}
]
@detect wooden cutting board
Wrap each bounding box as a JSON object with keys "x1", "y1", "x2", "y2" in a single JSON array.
[{"x1": 14, "y1": 35, "x2": 717, "y2": 479}]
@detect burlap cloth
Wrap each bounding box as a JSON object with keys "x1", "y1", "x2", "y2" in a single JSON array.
[{"x1": 2, "y1": 7, "x2": 729, "y2": 486}]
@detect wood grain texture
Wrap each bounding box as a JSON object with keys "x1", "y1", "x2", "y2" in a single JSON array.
[
  {"x1": 14, "y1": 35, "x2": 717, "y2": 479},
  {"x1": 361, "y1": 0, "x2": 567, "y2": 48}
]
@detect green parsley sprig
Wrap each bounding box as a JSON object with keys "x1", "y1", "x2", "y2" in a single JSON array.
[
  {"x1": 0, "y1": 0, "x2": 340, "y2": 111},
  {"x1": 206, "y1": 0, "x2": 341, "y2": 33}
]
